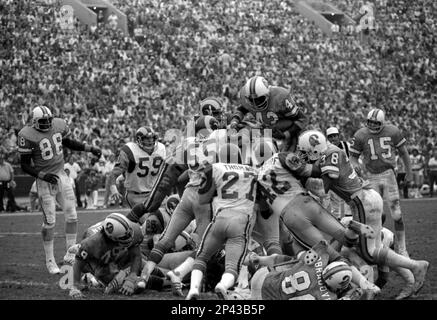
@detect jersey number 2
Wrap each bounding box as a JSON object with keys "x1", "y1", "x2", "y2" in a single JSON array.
[
  {"x1": 40, "y1": 133, "x2": 63, "y2": 160},
  {"x1": 367, "y1": 137, "x2": 392, "y2": 160},
  {"x1": 222, "y1": 171, "x2": 256, "y2": 201}
]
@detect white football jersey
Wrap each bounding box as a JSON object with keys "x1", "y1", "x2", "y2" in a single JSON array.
[
  {"x1": 123, "y1": 142, "x2": 166, "y2": 193},
  {"x1": 208, "y1": 163, "x2": 258, "y2": 216},
  {"x1": 257, "y1": 153, "x2": 305, "y2": 215}
]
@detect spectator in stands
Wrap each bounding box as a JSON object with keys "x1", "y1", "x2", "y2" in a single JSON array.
[
  {"x1": 428, "y1": 148, "x2": 437, "y2": 198},
  {"x1": 0, "y1": 151, "x2": 17, "y2": 213},
  {"x1": 85, "y1": 169, "x2": 100, "y2": 209},
  {"x1": 410, "y1": 147, "x2": 426, "y2": 198},
  {"x1": 103, "y1": 154, "x2": 116, "y2": 208}
]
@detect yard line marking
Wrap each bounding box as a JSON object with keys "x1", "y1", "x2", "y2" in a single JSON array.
[
  {"x1": 0, "y1": 280, "x2": 50, "y2": 288},
  {"x1": 0, "y1": 208, "x2": 129, "y2": 218},
  {"x1": 1, "y1": 263, "x2": 40, "y2": 268}
]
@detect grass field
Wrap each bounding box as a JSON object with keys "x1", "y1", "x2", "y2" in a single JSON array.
[{"x1": 0, "y1": 198, "x2": 436, "y2": 300}]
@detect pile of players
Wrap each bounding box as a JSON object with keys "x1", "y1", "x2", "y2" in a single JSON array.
[{"x1": 19, "y1": 75, "x2": 429, "y2": 300}]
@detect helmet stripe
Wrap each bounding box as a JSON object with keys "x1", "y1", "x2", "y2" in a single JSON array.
[
  {"x1": 371, "y1": 109, "x2": 379, "y2": 121},
  {"x1": 249, "y1": 77, "x2": 257, "y2": 97},
  {"x1": 109, "y1": 214, "x2": 130, "y2": 231}
]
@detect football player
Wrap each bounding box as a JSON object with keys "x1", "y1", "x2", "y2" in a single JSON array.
[
  {"x1": 18, "y1": 106, "x2": 102, "y2": 274},
  {"x1": 326, "y1": 127, "x2": 352, "y2": 220},
  {"x1": 297, "y1": 129, "x2": 429, "y2": 299},
  {"x1": 108, "y1": 126, "x2": 166, "y2": 208},
  {"x1": 255, "y1": 146, "x2": 380, "y2": 295},
  {"x1": 68, "y1": 213, "x2": 144, "y2": 299},
  {"x1": 186, "y1": 143, "x2": 258, "y2": 300},
  {"x1": 349, "y1": 109, "x2": 412, "y2": 257},
  {"x1": 229, "y1": 75, "x2": 308, "y2": 152},
  {"x1": 196, "y1": 97, "x2": 228, "y2": 129},
  {"x1": 250, "y1": 240, "x2": 365, "y2": 300}
]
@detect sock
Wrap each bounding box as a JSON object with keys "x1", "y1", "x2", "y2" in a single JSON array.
[
  {"x1": 394, "y1": 220, "x2": 406, "y2": 253},
  {"x1": 350, "y1": 265, "x2": 376, "y2": 290},
  {"x1": 385, "y1": 249, "x2": 415, "y2": 270},
  {"x1": 43, "y1": 240, "x2": 55, "y2": 262},
  {"x1": 173, "y1": 257, "x2": 195, "y2": 279},
  {"x1": 66, "y1": 233, "x2": 77, "y2": 251},
  {"x1": 189, "y1": 269, "x2": 203, "y2": 292},
  {"x1": 219, "y1": 272, "x2": 235, "y2": 290}
]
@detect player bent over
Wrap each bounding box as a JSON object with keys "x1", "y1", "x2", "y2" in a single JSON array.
[
  {"x1": 186, "y1": 144, "x2": 258, "y2": 300},
  {"x1": 18, "y1": 106, "x2": 101, "y2": 274}
]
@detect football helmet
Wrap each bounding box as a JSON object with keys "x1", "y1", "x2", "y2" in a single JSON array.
[
  {"x1": 195, "y1": 115, "x2": 220, "y2": 140},
  {"x1": 322, "y1": 261, "x2": 353, "y2": 293},
  {"x1": 200, "y1": 97, "x2": 224, "y2": 123},
  {"x1": 136, "y1": 126, "x2": 157, "y2": 153},
  {"x1": 31, "y1": 106, "x2": 53, "y2": 132},
  {"x1": 103, "y1": 213, "x2": 134, "y2": 247},
  {"x1": 366, "y1": 108, "x2": 385, "y2": 133},
  {"x1": 165, "y1": 194, "x2": 180, "y2": 216},
  {"x1": 252, "y1": 138, "x2": 277, "y2": 167},
  {"x1": 241, "y1": 76, "x2": 270, "y2": 111},
  {"x1": 297, "y1": 130, "x2": 328, "y2": 162}
]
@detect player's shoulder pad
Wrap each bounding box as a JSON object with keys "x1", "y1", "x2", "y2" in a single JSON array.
[
  {"x1": 130, "y1": 222, "x2": 144, "y2": 246},
  {"x1": 353, "y1": 127, "x2": 367, "y2": 140},
  {"x1": 18, "y1": 125, "x2": 35, "y2": 141},
  {"x1": 383, "y1": 124, "x2": 401, "y2": 136}
]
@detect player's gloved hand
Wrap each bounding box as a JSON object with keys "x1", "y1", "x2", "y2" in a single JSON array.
[
  {"x1": 69, "y1": 287, "x2": 84, "y2": 299},
  {"x1": 272, "y1": 128, "x2": 286, "y2": 140},
  {"x1": 90, "y1": 146, "x2": 102, "y2": 158},
  {"x1": 105, "y1": 270, "x2": 128, "y2": 294},
  {"x1": 39, "y1": 172, "x2": 59, "y2": 184},
  {"x1": 119, "y1": 274, "x2": 137, "y2": 296}
]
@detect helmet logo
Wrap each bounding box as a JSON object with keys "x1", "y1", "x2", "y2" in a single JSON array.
[
  {"x1": 105, "y1": 222, "x2": 114, "y2": 234},
  {"x1": 309, "y1": 134, "x2": 321, "y2": 147}
]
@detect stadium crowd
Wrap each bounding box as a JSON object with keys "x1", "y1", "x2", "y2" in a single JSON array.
[{"x1": 1, "y1": 0, "x2": 436, "y2": 206}]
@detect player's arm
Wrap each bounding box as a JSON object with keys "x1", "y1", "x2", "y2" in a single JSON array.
[
  {"x1": 127, "y1": 162, "x2": 187, "y2": 223},
  {"x1": 69, "y1": 245, "x2": 90, "y2": 299},
  {"x1": 118, "y1": 244, "x2": 142, "y2": 296},
  {"x1": 319, "y1": 153, "x2": 340, "y2": 193},
  {"x1": 60, "y1": 121, "x2": 101, "y2": 157},
  {"x1": 198, "y1": 165, "x2": 216, "y2": 205},
  {"x1": 282, "y1": 109, "x2": 308, "y2": 141},
  {"x1": 108, "y1": 148, "x2": 130, "y2": 197},
  {"x1": 229, "y1": 105, "x2": 249, "y2": 129}
]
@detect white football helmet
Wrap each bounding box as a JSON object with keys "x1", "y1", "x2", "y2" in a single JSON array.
[
  {"x1": 103, "y1": 213, "x2": 134, "y2": 247},
  {"x1": 240, "y1": 76, "x2": 270, "y2": 111},
  {"x1": 297, "y1": 130, "x2": 328, "y2": 162},
  {"x1": 366, "y1": 108, "x2": 385, "y2": 133},
  {"x1": 165, "y1": 194, "x2": 180, "y2": 216},
  {"x1": 31, "y1": 106, "x2": 53, "y2": 132},
  {"x1": 322, "y1": 261, "x2": 353, "y2": 292}
]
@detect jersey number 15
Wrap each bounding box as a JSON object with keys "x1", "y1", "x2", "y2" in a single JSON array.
[{"x1": 367, "y1": 137, "x2": 392, "y2": 160}]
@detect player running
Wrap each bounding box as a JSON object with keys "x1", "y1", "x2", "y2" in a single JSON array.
[{"x1": 18, "y1": 106, "x2": 102, "y2": 274}]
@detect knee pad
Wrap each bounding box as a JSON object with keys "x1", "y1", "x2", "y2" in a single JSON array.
[
  {"x1": 64, "y1": 202, "x2": 77, "y2": 223},
  {"x1": 372, "y1": 246, "x2": 389, "y2": 266}
]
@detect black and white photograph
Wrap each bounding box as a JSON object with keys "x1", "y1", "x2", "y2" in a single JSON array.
[{"x1": 0, "y1": 0, "x2": 436, "y2": 306}]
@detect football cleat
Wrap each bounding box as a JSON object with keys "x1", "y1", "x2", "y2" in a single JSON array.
[
  {"x1": 347, "y1": 220, "x2": 376, "y2": 239},
  {"x1": 167, "y1": 270, "x2": 184, "y2": 297},
  {"x1": 186, "y1": 288, "x2": 200, "y2": 300},
  {"x1": 214, "y1": 283, "x2": 230, "y2": 300},
  {"x1": 46, "y1": 259, "x2": 61, "y2": 275},
  {"x1": 412, "y1": 260, "x2": 429, "y2": 295}
]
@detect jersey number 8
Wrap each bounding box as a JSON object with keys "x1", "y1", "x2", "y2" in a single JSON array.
[
  {"x1": 281, "y1": 270, "x2": 312, "y2": 296},
  {"x1": 40, "y1": 133, "x2": 63, "y2": 161}
]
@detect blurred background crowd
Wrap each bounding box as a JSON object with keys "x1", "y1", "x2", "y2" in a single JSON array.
[{"x1": 1, "y1": 0, "x2": 436, "y2": 210}]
